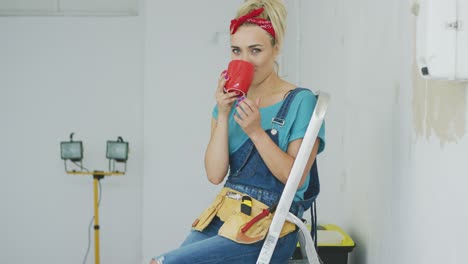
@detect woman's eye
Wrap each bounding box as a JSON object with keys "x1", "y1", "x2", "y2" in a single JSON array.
[
  {"x1": 252, "y1": 48, "x2": 261, "y2": 54},
  {"x1": 232, "y1": 49, "x2": 240, "y2": 54}
]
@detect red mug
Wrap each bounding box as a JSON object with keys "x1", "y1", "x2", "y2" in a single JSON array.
[{"x1": 224, "y1": 60, "x2": 254, "y2": 97}]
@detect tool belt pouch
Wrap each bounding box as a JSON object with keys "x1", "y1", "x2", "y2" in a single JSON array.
[
  {"x1": 192, "y1": 187, "x2": 295, "y2": 244},
  {"x1": 191, "y1": 191, "x2": 225, "y2": 231},
  {"x1": 218, "y1": 210, "x2": 296, "y2": 244}
]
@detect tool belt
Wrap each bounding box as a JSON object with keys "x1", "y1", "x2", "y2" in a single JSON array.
[{"x1": 191, "y1": 187, "x2": 296, "y2": 244}]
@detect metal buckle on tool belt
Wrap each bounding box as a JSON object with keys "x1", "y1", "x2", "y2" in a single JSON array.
[{"x1": 226, "y1": 191, "x2": 242, "y2": 200}]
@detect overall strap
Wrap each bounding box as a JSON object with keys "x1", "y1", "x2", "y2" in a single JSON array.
[{"x1": 271, "y1": 87, "x2": 311, "y2": 129}]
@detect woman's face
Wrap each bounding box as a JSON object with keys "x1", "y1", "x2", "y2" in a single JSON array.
[{"x1": 230, "y1": 25, "x2": 279, "y2": 86}]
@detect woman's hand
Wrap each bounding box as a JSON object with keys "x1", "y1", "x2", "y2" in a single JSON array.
[
  {"x1": 216, "y1": 70, "x2": 239, "y2": 117},
  {"x1": 234, "y1": 97, "x2": 263, "y2": 137},
  {"x1": 205, "y1": 70, "x2": 238, "y2": 184}
]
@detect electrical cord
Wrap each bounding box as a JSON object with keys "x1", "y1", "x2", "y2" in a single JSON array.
[
  {"x1": 72, "y1": 161, "x2": 90, "y2": 172},
  {"x1": 82, "y1": 179, "x2": 102, "y2": 264}
]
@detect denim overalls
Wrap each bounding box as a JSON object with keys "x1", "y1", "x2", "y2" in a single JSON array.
[
  {"x1": 153, "y1": 88, "x2": 319, "y2": 264},
  {"x1": 225, "y1": 87, "x2": 319, "y2": 220}
]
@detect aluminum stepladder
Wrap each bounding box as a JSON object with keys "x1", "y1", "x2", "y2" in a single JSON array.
[{"x1": 256, "y1": 92, "x2": 330, "y2": 264}]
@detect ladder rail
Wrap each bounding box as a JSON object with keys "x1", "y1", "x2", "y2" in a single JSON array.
[{"x1": 256, "y1": 92, "x2": 330, "y2": 264}]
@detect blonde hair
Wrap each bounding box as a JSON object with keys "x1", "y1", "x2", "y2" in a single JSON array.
[{"x1": 235, "y1": 0, "x2": 287, "y2": 49}]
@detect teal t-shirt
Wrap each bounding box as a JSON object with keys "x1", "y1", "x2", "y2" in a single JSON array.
[{"x1": 213, "y1": 89, "x2": 326, "y2": 201}]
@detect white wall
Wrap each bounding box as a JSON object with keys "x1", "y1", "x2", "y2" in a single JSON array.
[
  {"x1": 302, "y1": 1, "x2": 401, "y2": 262},
  {"x1": 303, "y1": 0, "x2": 468, "y2": 264},
  {"x1": 141, "y1": 0, "x2": 241, "y2": 260},
  {"x1": 0, "y1": 12, "x2": 144, "y2": 264}
]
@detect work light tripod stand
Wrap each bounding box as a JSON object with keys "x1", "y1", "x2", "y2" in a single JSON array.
[
  {"x1": 60, "y1": 134, "x2": 129, "y2": 264},
  {"x1": 67, "y1": 170, "x2": 124, "y2": 264}
]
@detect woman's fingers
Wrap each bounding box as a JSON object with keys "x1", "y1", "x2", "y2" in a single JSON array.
[
  {"x1": 233, "y1": 112, "x2": 242, "y2": 124},
  {"x1": 223, "y1": 94, "x2": 239, "y2": 105},
  {"x1": 216, "y1": 91, "x2": 239, "y2": 113},
  {"x1": 236, "y1": 104, "x2": 247, "y2": 119},
  {"x1": 216, "y1": 70, "x2": 229, "y2": 94},
  {"x1": 234, "y1": 97, "x2": 262, "y2": 136},
  {"x1": 218, "y1": 92, "x2": 239, "y2": 102},
  {"x1": 237, "y1": 98, "x2": 256, "y2": 114}
]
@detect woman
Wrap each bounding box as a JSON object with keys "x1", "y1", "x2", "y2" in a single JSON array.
[{"x1": 152, "y1": 0, "x2": 325, "y2": 263}]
